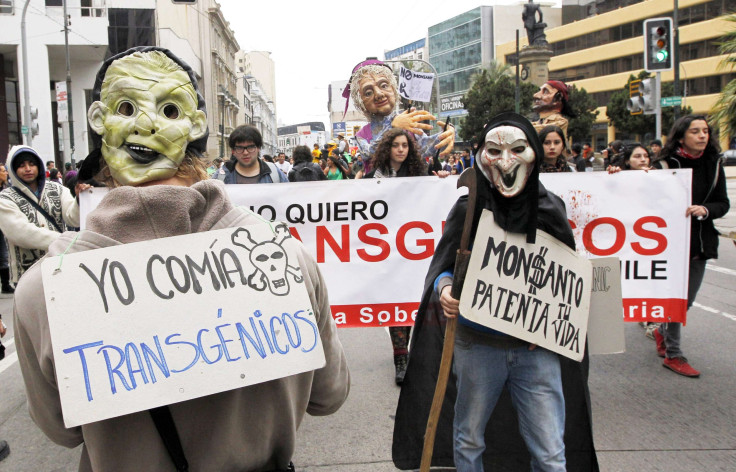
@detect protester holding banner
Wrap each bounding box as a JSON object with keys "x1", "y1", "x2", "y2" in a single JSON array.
[
  {"x1": 14, "y1": 46, "x2": 350, "y2": 472},
  {"x1": 650, "y1": 115, "x2": 729, "y2": 378},
  {"x1": 538, "y1": 125, "x2": 574, "y2": 173},
  {"x1": 362, "y1": 128, "x2": 440, "y2": 384},
  {"x1": 344, "y1": 59, "x2": 454, "y2": 169},
  {"x1": 393, "y1": 112, "x2": 597, "y2": 471},
  {"x1": 606, "y1": 143, "x2": 652, "y2": 173}
]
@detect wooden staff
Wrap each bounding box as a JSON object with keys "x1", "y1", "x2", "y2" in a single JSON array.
[{"x1": 420, "y1": 167, "x2": 477, "y2": 471}]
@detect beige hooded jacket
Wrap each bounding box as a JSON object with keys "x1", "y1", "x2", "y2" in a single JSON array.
[{"x1": 14, "y1": 179, "x2": 350, "y2": 472}]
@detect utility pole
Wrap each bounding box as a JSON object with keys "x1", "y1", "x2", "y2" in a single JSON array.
[
  {"x1": 63, "y1": 0, "x2": 75, "y2": 166},
  {"x1": 21, "y1": 0, "x2": 32, "y2": 146},
  {"x1": 673, "y1": 0, "x2": 681, "y2": 120}
]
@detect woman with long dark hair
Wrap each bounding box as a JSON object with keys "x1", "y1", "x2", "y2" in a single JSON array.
[
  {"x1": 652, "y1": 115, "x2": 729, "y2": 377},
  {"x1": 538, "y1": 125, "x2": 574, "y2": 173},
  {"x1": 365, "y1": 128, "x2": 448, "y2": 385},
  {"x1": 606, "y1": 143, "x2": 652, "y2": 173}
]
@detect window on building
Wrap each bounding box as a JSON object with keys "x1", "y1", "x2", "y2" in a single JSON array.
[
  {"x1": 46, "y1": 0, "x2": 62, "y2": 6},
  {"x1": 107, "y1": 9, "x2": 155, "y2": 56},
  {"x1": 0, "y1": 1, "x2": 13, "y2": 14}
]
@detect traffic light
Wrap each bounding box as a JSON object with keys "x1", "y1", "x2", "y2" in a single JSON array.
[
  {"x1": 627, "y1": 79, "x2": 643, "y2": 115},
  {"x1": 640, "y1": 78, "x2": 657, "y2": 115},
  {"x1": 644, "y1": 18, "x2": 673, "y2": 72},
  {"x1": 30, "y1": 106, "x2": 39, "y2": 137},
  {"x1": 626, "y1": 78, "x2": 657, "y2": 115}
]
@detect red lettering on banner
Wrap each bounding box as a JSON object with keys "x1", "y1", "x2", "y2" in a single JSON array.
[
  {"x1": 583, "y1": 217, "x2": 626, "y2": 255},
  {"x1": 622, "y1": 298, "x2": 687, "y2": 324},
  {"x1": 331, "y1": 303, "x2": 419, "y2": 327},
  {"x1": 316, "y1": 225, "x2": 350, "y2": 263},
  {"x1": 631, "y1": 216, "x2": 668, "y2": 255},
  {"x1": 289, "y1": 226, "x2": 302, "y2": 241},
  {"x1": 396, "y1": 221, "x2": 435, "y2": 260},
  {"x1": 357, "y1": 223, "x2": 390, "y2": 262}
]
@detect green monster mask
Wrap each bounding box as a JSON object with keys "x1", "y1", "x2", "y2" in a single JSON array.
[{"x1": 87, "y1": 51, "x2": 207, "y2": 186}]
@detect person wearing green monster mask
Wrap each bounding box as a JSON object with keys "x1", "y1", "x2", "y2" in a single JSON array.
[
  {"x1": 85, "y1": 49, "x2": 208, "y2": 186},
  {"x1": 14, "y1": 47, "x2": 349, "y2": 472}
]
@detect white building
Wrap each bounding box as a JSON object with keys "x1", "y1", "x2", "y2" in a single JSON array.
[
  {"x1": 242, "y1": 50, "x2": 276, "y2": 118},
  {"x1": 384, "y1": 38, "x2": 428, "y2": 62},
  {"x1": 248, "y1": 76, "x2": 277, "y2": 157},
  {"x1": 0, "y1": 0, "x2": 239, "y2": 167},
  {"x1": 277, "y1": 122, "x2": 326, "y2": 157}
]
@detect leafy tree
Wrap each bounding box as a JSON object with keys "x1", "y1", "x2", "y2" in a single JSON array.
[
  {"x1": 566, "y1": 85, "x2": 599, "y2": 143},
  {"x1": 711, "y1": 14, "x2": 736, "y2": 141},
  {"x1": 606, "y1": 72, "x2": 691, "y2": 140},
  {"x1": 459, "y1": 61, "x2": 537, "y2": 143}
]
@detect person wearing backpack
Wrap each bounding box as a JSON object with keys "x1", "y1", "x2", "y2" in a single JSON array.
[
  {"x1": 212, "y1": 125, "x2": 288, "y2": 184},
  {"x1": 289, "y1": 145, "x2": 326, "y2": 182}
]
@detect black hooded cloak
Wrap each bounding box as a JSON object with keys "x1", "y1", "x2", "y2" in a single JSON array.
[{"x1": 392, "y1": 112, "x2": 598, "y2": 471}]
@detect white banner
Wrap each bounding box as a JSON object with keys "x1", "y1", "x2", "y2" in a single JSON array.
[
  {"x1": 43, "y1": 223, "x2": 324, "y2": 427},
  {"x1": 79, "y1": 170, "x2": 691, "y2": 327},
  {"x1": 398, "y1": 66, "x2": 435, "y2": 103},
  {"x1": 459, "y1": 211, "x2": 592, "y2": 361}
]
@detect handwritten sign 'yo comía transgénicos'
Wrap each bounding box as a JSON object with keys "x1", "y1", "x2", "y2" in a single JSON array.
[
  {"x1": 459, "y1": 211, "x2": 592, "y2": 361},
  {"x1": 42, "y1": 222, "x2": 324, "y2": 428}
]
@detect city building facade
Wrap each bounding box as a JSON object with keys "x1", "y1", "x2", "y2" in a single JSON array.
[
  {"x1": 0, "y1": 0, "x2": 240, "y2": 166},
  {"x1": 248, "y1": 76, "x2": 277, "y2": 156},
  {"x1": 497, "y1": 0, "x2": 736, "y2": 147},
  {"x1": 429, "y1": 5, "x2": 561, "y2": 137},
  {"x1": 277, "y1": 122, "x2": 326, "y2": 157}
]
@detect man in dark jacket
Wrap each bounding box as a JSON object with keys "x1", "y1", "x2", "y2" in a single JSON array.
[
  {"x1": 289, "y1": 145, "x2": 326, "y2": 182},
  {"x1": 652, "y1": 115, "x2": 729, "y2": 377},
  {"x1": 393, "y1": 112, "x2": 598, "y2": 472}
]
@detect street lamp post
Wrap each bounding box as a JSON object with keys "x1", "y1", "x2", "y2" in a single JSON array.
[{"x1": 21, "y1": 0, "x2": 32, "y2": 146}]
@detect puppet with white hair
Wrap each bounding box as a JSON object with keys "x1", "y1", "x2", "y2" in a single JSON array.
[{"x1": 343, "y1": 59, "x2": 455, "y2": 169}]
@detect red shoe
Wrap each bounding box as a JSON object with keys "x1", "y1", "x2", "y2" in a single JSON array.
[
  {"x1": 663, "y1": 357, "x2": 700, "y2": 378},
  {"x1": 653, "y1": 328, "x2": 666, "y2": 358}
]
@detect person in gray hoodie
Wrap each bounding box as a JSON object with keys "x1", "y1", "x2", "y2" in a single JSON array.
[
  {"x1": 14, "y1": 46, "x2": 349, "y2": 472},
  {"x1": 0, "y1": 146, "x2": 81, "y2": 283}
]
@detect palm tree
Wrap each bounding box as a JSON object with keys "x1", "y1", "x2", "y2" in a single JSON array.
[{"x1": 711, "y1": 14, "x2": 736, "y2": 140}]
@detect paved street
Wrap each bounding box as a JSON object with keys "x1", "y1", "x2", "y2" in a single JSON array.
[{"x1": 2, "y1": 174, "x2": 736, "y2": 471}]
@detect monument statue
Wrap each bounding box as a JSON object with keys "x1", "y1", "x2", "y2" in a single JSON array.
[{"x1": 522, "y1": 0, "x2": 548, "y2": 47}]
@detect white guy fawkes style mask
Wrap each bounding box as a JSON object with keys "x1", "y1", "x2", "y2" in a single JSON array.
[{"x1": 477, "y1": 125, "x2": 536, "y2": 198}]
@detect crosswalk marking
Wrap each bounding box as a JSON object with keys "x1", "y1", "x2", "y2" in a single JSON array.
[
  {"x1": 706, "y1": 263, "x2": 736, "y2": 277},
  {"x1": 693, "y1": 302, "x2": 736, "y2": 322},
  {"x1": 0, "y1": 351, "x2": 17, "y2": 375}
]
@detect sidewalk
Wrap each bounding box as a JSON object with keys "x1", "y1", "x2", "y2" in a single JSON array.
[{"x1": 716, "y1": 166, "x2": 736, "y2": 239}]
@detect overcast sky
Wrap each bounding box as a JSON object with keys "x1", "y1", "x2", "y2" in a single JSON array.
[{"x1": 218, "y1": 0, "x2": 560, "y2": 129}]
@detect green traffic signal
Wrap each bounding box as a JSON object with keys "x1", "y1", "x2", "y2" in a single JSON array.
[{"x1": 656, "y1": 49, "x2": 669, "y2": 62}]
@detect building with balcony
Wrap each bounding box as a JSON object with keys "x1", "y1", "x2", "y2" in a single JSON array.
[
  {"x1": 0, "y1": 0, "x2": 240, "y2": 167},
  {"x1": 496, "y1": 0, "x2": 736, "y2": 147},
  {"x1": 248, "y1": 76, "x2": 277, "y2": 156}
]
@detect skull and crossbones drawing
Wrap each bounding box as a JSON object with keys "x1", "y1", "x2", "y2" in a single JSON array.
[{"x1": 231, "y1": 223, "x2": 303, "y2": 296}]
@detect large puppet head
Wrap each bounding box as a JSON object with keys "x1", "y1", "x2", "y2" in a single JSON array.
[
  {"x1": 343, "y1": 59, "x2": 397, "y2": 119},
  {"x1": 85, "y1": 47, "x2": 208, "y2": 186},
  {"x1": 532, "y1": 80, "x2": 569, "y2": 115}
]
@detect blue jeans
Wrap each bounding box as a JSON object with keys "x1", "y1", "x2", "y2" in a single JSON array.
[{"x1": 453, "y1": 339, "x2": 566, "y2": 472}]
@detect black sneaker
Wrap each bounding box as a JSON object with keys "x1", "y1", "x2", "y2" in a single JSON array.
[
  {"x1": 394, "y1": 354, "x2": 408, "y2": 386},
  {"x1": 0, "y1": 440, "x2": 10, "y2": 462}
]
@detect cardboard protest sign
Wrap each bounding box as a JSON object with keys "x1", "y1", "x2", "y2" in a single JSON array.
[
  {"x1": 587, "y1": 257, "x2": 625, "y2": 355},
  {"x1": 458, "y1": 210, "x2": 592, "y2": 361},
  {"x1": 42, "y1": 222, "x2": 324, "y2": 428},
  {"x1": 398, "y1": 66, "x2": 435, "y2": 102}
]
